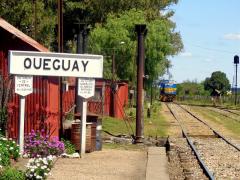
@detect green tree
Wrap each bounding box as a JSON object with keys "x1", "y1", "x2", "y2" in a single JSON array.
[
  {"x1": 204, "y1": 71, "x2": 230, "y2": 96},
  {"x1": 177, "y1": 80, "x2": 209, "y2": 96},
  {"x1": 89, "y1": 9, "x2": 183, "y2": 86},
  {"x1": 0, "y1": 0, "x2": 57, "y2": 49}
]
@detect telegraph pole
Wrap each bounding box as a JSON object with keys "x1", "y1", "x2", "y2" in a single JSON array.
[
  {"x1": 234, "y1": 55, "x2": 239, "y2": 105},
  {"x1": 58, "y1": 0, "x2": 64, "y2": 137},
  {"x1": 135, "y1": 24, "x2": 147, "y2": 143}
]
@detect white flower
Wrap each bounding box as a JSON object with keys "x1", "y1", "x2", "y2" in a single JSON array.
[
  {"x1": 0, "y1": 165, "x2": 2, "y2": 169},
  {"x1": 43, "y1": 159, "x2": 48, "y2": 165},
  {"x1": 9, "y1": 138, "x2": 12, "y2": 141},
  {"x1": 36, "y1": 175, "x2": 42, "y2": 179},
  {"x1": 29, "y1": 159, "x2": 34, "y2": 163},
  {"x1": 9, "y1": 147, "x2": 14, "y2": 150}
]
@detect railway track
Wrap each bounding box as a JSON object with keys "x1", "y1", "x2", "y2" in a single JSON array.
[
  {"x1": 166, "y1": 102, "x2": 240, "y2": 179},
  {"x1": 202, "y1": 106, "x2": 240, "y2": 122}
]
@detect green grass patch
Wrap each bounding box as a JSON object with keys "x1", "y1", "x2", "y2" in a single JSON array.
[
  {"x1": 102, "y1": 116, "x2": 135, "y2": 136},
  {"x1": 191, "y1": 106, "x2": 240, "y2": 137},
  {"x1": 102, "y1": 101, "x2": 169, "y2": 138},
  {"x1": 144, "y1": 101, "x2": 169, "y2": 137},
  {"x1": 103, "y1": 143, "x2": 145, "y2": 151}
]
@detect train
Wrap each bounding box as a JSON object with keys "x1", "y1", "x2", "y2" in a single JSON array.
[{"x1": 159, "y1": 80, "x2": 177, "y2": 102}]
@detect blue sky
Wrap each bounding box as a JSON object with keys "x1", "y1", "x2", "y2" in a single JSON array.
[{"x1": 170, "y1": 0, "x2": 240, "y2": 85}]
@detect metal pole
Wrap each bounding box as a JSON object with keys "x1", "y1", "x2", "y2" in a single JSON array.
[
  {"x1": 135, "y1": 24, "x2": 147, "y2": 143},
  {"x1": 82, "y1": 25, "x2": 90, "y2": 54},
  {"x1": 58, "y1": 0, "x2": 63, "y2": 52},
  {"x1": 234, "y1": 55, "x2": 239, "y2": 105},
  {"x1": 80, "y1": 99, "x2": 87, "y2": 155},
  {"x1": 19, "y1": 96, "x2": 25, "y2": 155},
  {"x1": 75, "y1": 24, "x2": 84, "y2": 114},
  {"x1": 58, "y1": 0, "x2": 64, "y2": 137},
  {"x1": 111, "y1": 49, "x2": 116, "y2": 117}
]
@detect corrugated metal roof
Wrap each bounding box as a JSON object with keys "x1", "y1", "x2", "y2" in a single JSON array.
[{"x1": 0, "y1": 17, "x2": 49, "y2": 52}]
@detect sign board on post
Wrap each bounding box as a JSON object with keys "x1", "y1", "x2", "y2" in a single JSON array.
[
  {"x1": 8, "y1": 50, "x2": 103, "y2": 157},
  {"x1": 78, "y1": 78, "x2": 95, "y2": 99},
  {"x1": 9, "y1": 51, "x2": 103, "y2": 78},
  {"x1": 15, "y1": 76, "x2": 33, "y2": 96},
  {"x1": 14, "y1": 75, "x2": 33, "y2": 155},
  {"x1": 77, "y1": 78, "x2": 95, "y2": 155}
]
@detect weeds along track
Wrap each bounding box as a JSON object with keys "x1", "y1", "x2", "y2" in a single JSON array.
[
  {"x1": 200, "y1": 106, "x2": 240, "y2": 122},
  {"x1": 166, "y1": 102, "x2": 240, "y2": 179}
]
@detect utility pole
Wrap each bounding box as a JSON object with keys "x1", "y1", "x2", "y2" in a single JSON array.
[
  {"x1": 75, "y1": 24, "x2": 90, "y2": 114},
  {"x1": 58, "y1": 0, "x2": 63, "y2": 137},
  {"x1": 75, "y1": 24, "x2": 84, "y2": 114},
  {"x1": 135, "y1": 24, "x2": 147, "y2": 143},
  {"x1": 234, "y1": 55, "x2": 239, "y2": 105}
]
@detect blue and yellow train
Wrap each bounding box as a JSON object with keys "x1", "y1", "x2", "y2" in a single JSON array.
[{"x1": 159, "y1": 80, "x2": 177, "y2": 102}]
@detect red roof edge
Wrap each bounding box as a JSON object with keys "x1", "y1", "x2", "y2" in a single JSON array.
[{"x1": 0, "y1": 17, "x2": 49, "y2": 52}]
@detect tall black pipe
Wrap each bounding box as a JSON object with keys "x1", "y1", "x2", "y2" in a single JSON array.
[
  {"x1": 82, "y1": 25, "x2": 90, "y2": 54},
  {"x1": 135, "y1": 24, "x2": 147, "y2": 143},
  {"x1": 75, "y1": 24, "x2": 84, "y2": 114}
]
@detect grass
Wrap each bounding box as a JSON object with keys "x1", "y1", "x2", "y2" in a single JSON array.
[
  {"x1": 143, "y1": 101, "x2": 169, "y2": 138},
  {"x1": 103, "y1": 143, "x2": 145, "y2": 151},
  {"x1": 190, "y1": 106, "x2": 240, "y2": 138},
  {"x1": 102, "y1": 100, "x2": 169, "y2": 139}
]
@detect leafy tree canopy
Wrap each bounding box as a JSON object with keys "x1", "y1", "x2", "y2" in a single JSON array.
[
  {"x1": 177, "y1": 80, "x2": 209, "y2": 96},
  {"x1": 0, "y1": 0, "x2": 57, "y2": 49},
  {"x1": 89, "y1": 8, "x2": 183, "y2": 86},
  {"x1": 204, "y1": 71, "x2": 230, "y2": 96}
]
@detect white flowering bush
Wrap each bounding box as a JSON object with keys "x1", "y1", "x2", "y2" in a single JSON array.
[
  {"x1": 25, "y1": 155, "x2": 55, "y2": 180},
  {"x1": 0, "y1": 136, "x2": 20, "y2": 167}
]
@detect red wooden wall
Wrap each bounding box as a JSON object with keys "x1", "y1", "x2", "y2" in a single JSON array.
[{"x1": 0, "y1": 27, "x2": 60, "y2": 140}]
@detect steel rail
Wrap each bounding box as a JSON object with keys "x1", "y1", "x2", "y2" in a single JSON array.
[
  {"x1": 215, "y1": 107, "x2": 240, "y2": 116},
  {"x1": 166, "y1": 103, "x2": 215, "y2": 180},
  {"x1": 175, "y1": 102, "x2": 240, "y2": 151},
  {"x1": 206, "y1": 107, "x2": 240, "y2": 122}
]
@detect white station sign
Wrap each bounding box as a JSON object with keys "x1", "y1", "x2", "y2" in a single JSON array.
[
  {"x1": 15, "y1": 75, "x2": 33, "y2": 96},
  {"x1": 78, "y1": 78, "x2": 95, "y2": 99},
  {"x1": 9, "y1": 51, "x2": 103, "y2": 78}
]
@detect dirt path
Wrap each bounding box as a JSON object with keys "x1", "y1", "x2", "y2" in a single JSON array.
[
  {"x1": 48, "y1": 149, "x2": 147, "y2": 180},
  {"x1": 161, "y1": 103, "x2": 182, "y2": 137}
]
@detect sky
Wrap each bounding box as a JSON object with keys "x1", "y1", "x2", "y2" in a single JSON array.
[{"x1": 170, "y1": 0, "x2": 240, "y2": 85}]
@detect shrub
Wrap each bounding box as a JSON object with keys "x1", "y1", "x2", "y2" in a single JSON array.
[
  {"x1": 0, "y1": 137, "x2": 20, "y2": 167},
  {"x1": 24, "y1": 129, "x2": 64, "y2": 158},
  {"x1": 61, "y1": 139, "x2": 76, "y2": 154},
  {"x1": 25, "y1": 155, "x2": 55, "y2": 180},
  {"x1": 0, "y1": 167, "x2": 25, "y2": 180}
]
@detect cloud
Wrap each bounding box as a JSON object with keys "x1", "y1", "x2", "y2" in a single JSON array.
[
  {"x1": 223, "y1": 33, "x2": 240, "y2": 40},
  {"x1": 204, "y1": 58, "x2": 213, "y2": 62},
  {"x1": 180, "y1": 52, "x2": 192, "y2": 57}
]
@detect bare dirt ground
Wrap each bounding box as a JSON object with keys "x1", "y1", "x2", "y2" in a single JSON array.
[{"x1": 48, "y1": 149, "x2": 147, "y2": 180}]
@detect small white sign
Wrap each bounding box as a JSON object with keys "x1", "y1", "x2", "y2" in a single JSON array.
[
  {"x1": 78, "y1": 78, "x2": 95, "y2": 99},
  {"x1": 15, "y1": 75, "x2": 33, "y2": 96},
  {"x1": 9, "y1": 51, "x2": 103, "y2": 78}
]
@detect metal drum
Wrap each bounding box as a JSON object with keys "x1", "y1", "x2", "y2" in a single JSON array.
[{"x1": 71, "y1": 122, "x2": 92, "y2": 152}]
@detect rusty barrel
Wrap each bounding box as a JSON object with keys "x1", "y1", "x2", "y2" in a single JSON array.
[{"x1": 71, "y1": 122, "x2": 92, "y2": 152}]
